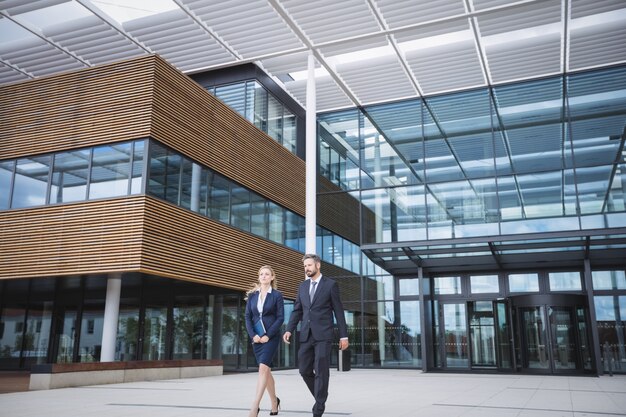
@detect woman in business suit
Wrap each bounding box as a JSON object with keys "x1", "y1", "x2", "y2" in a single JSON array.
[{"x1": 245, "y1": 265, "x2": 285, "y2": 417}]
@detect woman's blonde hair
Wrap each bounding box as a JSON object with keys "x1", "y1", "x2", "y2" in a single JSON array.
[{"x1": 245, "y1": 265, "x2": 277, "y2": 299}]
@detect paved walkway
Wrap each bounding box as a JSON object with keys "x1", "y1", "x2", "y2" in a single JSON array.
[{"x1": 1, "y1": 369, "x2": 625, "y2": 417}]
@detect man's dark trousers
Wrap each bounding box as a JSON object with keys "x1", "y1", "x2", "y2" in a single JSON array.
[{"x1": 298, "y1": 337, "x2": 332, "y2": 417}]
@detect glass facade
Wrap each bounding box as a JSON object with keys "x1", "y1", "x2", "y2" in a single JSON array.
[
  {"x1": 0, "y1": 139, "x2": 375, "y2": 277},
  {"x1": 318, "y1": 66, "x2": 626, "y2": 250},
  {"x1": 209, "y1": 81, "x2": 298, "y2": 154},
  {"x1": 0, "y1": 275, "x2": 296, "y2": 370}
]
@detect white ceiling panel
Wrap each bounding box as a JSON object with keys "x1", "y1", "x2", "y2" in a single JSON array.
[
  {"x1": 0, "y1": 0, "x2": 624, "y2": 111},
  {"x1": 476, "y1": 0, "x2": 561, "y2": 36},
  {"x1": 569, "y1": 17, "x2": 626, "y2": 71},
  {"x1": 124, "y1": 9, "x2": 234, "y2": 71},
  {"x1": 392, "y1": 18, "x2": 470, "y2": 44},
  {"x1": 284, "y1": 77, "x2": 352, "y2": 112},
  {"x1": 0, "y1": 62, "x2": 30, "y2": 84},
  {"x1": 0, "y1": 36, "x2": 85, "y2": 77},
  {"x1": 571, "y1": 0, "x2": 625, "y2": 18},
  {"x1": 486, "y1": 32, "x2": 561, "y2": 83},
  {"x1": 334, "y1": 55, "x2": 416, "y2": 104},
  {"x1": 259, "y1": 51, "x2": 310, "y2": 76},
  {"x1": 182, "y1": 0, "x2": 302, "y2": 58},
  {"x1": 405, "y1": 40, "x2": 485, "y2": 94},
  {"x1": 376, "y1": 0, "x2": 466, "y2": 29},
  {"x1": 281, "y1": 0, "x2": 381, "y2": 45},
  {"x1": 44, "y1": 16, "x2": 144, "y2": 65}
]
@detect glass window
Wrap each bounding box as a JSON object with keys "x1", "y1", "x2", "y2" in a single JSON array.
[
  {"x1": 283, "y1": 108, "x2": 297, "y2": 153},
  {"x1": 268, "y1": 202, "x2": 284, "y2": 244},
  {"x1": 147, "y1": 142, "x2": 168, "y2": 199},
  {"x1": 250, "y1": 192, "x2": 267, "y2": 238},
  {"x1": 130, "y1": 140, "x2": 144, "y2": 194},
  {"x1": 549, "y1": 272, "x2": 582, "y2": 291},
  {"x1": 508, "y1": 273, "x2": 539, "y2": 293},
  {"x1": 115, "y1": 301, "x2": 139, "y2": 361},
  {"x1": 254, "y1": 82, "x2": 268, "y2": 133},
  {"x1": 230, "y1": 184, "x2": 250, "y2": 231},
  {"x1": 267, "y1": 94, "x2": 283, "y2": 143},
  {"x1": 593, "y1": 271, "x2": 626, "y2": 290},
  {"x1": 215, "y1": 83, "x2": 247, "y2": 118},
  {"x1": 285, "y1": 211, "x2": 303, "y2": 251},
  {"x1": 172, "y1": 297, "x2": 205, "y2": 360},
  {"x1": 595, "y1": 296, "x2": 617, "y2": 321},
  {"x1": 470, "y1": 275, "x2": 500, "y2": 293},
  {"x1": 12, "y1": 155, "x2": 51, "y2": 208},
  {"x1": 208, "y1": 173, "x2": 230, "y2": 223},
  {"x1": 78, "y1": 301, "x2": 104, "y2": 362},
  {"x1": 89, "y1": 142, "x2": 132, "y2": 199},
  {"x1": 0, "y1": 160, "x2": 15, "y2": 209},
  {"x1": 434, "y1": 276, "x2": 462, "y2": 295},
  {"x1": 142, "y1": 306, "x2": 167, "y2": 360},
  {"x1": 179, "y1": 158, "x2": 194, "y2": 210},
  {"x1": 50, "y1": 149, "x2": 90, "y2": 203},
  {"x1": 399, "y1": 278, "x2": 419, "y2": 296},
  {"x1": 361, "y1": 300, "x2": 421, "y2": 367}
]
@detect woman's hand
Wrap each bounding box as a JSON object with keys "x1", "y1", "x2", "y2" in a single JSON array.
[
  {"x1": 253, "y1": 335, "x2": 261, "y2": 343},
  {"x1": 260, "y1": 335, "x2": 269, "y2": 343}
]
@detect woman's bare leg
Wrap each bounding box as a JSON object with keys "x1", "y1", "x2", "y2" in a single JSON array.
[
  {"x1": 249, "y1": 364, "x2": 271, "y2": 417},
  {"x1": 266, "y1": 370, "x2": 278, "y2": 412}
]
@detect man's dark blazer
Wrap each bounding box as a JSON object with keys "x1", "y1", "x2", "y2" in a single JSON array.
[
  {"x1": 286, "y1": 276, "x2": 348, "y2": 342},
  {"x1": 245, "y1": 289, "x2": 285, "y2": 340}
]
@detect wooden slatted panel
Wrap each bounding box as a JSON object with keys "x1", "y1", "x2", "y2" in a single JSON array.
[
  {"x1": 0, "y1": 56, "x2": 156, "y2": 159},
  {"x1": 0, "y1": 197, "x2": 144, "y2": 279},
  {"x1": 140, "y1": 196, "x2": 303, "y2": 298},
  {"x1": 150, "y1": 57, "x2": 305, "y2": 216}
]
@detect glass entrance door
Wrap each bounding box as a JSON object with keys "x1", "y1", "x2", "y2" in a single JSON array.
[
  {"x1": 520, "y1": 306, "x2": 550, "y2": 370},
  {"x1": 549, "y1": 307, "x2": 578, "y2": 371},
  {"x1": 469, "y1": 301, "x2": 496, "y2": 367},
  {"x1": 514, "y1": 296, "x2": 591, "y2": 374},
  {"x1": 440, "y1": 303, "x2": 468, "y2": 368}
]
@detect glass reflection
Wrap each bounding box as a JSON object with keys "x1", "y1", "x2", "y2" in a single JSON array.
[
  {"x1": 89, "y1": 142, "x2": 132, "y2": 199},
  {"x1": 508, "y1": 273, "x2": 539, "y2": 293},
  {"x1": 50, "y1": 149, "x2": 90, "y2": 203},
  {"x1": 548, "y1": 272, "x2": 582, "y2": 291},
  {"x1": 12, "y1": 155, "x2": 51, "y2": 208}
]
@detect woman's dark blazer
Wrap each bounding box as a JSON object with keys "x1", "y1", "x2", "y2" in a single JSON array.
[{"x1": 245, "y1": 289, "x2": 285, "y2": 340}]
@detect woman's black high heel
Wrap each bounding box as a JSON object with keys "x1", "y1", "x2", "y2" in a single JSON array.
[{"x1": 269, "y1": 397, "x2": 280, "y2": 415}]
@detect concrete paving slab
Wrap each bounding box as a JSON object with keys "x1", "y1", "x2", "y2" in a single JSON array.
[{"x1": 0, "y1": 369, "x2": 625, "y2": 417}]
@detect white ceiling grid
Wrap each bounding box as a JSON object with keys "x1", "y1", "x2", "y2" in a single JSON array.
[{"x1": 0, "y1": 0, "x2": 625, "y2": 112}]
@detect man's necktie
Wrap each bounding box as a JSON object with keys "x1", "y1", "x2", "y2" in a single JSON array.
[{"x1": 309, "y1": 280, "x2": 317, "y2": 303}]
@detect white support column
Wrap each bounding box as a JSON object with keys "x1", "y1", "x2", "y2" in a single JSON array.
[
  {"x1": 190, "y1": 162, "x2": 202, "y2": 212},
  {"x1": 100, "y1": 273, "x2": 122, "y2": 362},
  {"x1": 305, "y1": 53, "x2": 317, "y2": 254}
]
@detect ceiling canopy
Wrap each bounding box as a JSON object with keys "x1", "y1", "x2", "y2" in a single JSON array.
[{"x1": 2, "y1": 0, "x2": 626, "y2": 112}]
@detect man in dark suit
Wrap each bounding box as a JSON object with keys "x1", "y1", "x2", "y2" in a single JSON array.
[{"x1": 283, "y1": 254, "x2": 349, "y2": 417}]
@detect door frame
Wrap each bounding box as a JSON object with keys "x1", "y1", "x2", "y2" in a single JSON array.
[{"x1": 510, "y1": 293, "x2": 589, "y2": 374}]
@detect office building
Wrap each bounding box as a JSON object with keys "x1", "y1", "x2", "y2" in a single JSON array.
[{"x1": 1, "y1": 0, "x2": 625, "y2": 376}]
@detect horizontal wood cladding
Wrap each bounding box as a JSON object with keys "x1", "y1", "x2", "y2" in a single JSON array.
[
  {"x1": 140, "y1": 196, "x2": 303, "y2": 299},
  {"x1": 0, "y1": 197, "x2": 145, "y2": 279},
  {"x1": 150, "y1": 57, "x2": 305, "y2": 216},
  {"x1": 0, "y1": 56, "x2": 157, "y2": 160}
]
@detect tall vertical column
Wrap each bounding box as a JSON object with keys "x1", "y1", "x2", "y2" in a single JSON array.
[
  {"x1": 305, "y1": 53, "x2": 317, "y2": 254},
  {"x1": 100, "y1": 273, "x2": 122, "y2": 362},
  {"x1": 190, "y1": 162, "x2": 202, "y2": 212}
]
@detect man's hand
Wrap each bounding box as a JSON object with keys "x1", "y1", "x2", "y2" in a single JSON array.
[
  {"x1": 339, "y1": 339, "x2": 349, "y2": 350},
  {"x1": 283, "y1": 331, "x2": 292, "y2": 344}
]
